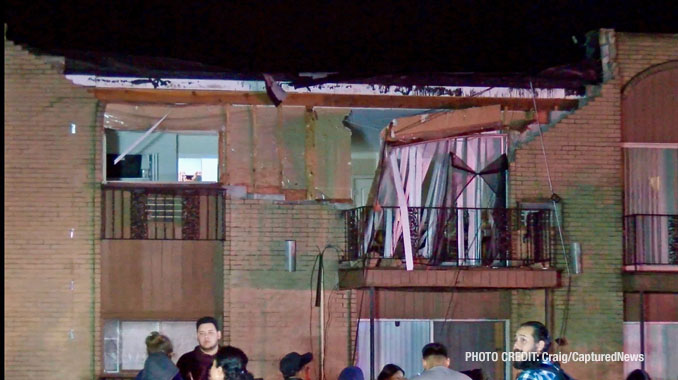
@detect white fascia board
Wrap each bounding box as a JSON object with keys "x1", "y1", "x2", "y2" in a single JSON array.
[
  {"x1": 66, "y1": 74, "x2": 268, "y2": 92},
  {"x1": 65, "y1": 74, "x2": 581, "y2": 99}
]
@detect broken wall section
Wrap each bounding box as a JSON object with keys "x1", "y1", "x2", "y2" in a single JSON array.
[
  {"x1": 104, "y1": 104, "x2": 352, "y2": 200},
  {"x1": 227, "y1": 105, "x2": 351, "y2": 200}
]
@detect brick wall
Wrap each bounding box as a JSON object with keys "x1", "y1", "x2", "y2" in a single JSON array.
[
  {"x1": 510, "y1": 70, "x2": 625, "y2": 379},
  {"x1": 224, "y1": 200, "x2": 348, "y2": 380},
  {"x1": 4, "y1": 37, "x2": 102, "y2": 380},
  {"x1": 616, "y1": 32, "x2": 678, "y2": 86}
]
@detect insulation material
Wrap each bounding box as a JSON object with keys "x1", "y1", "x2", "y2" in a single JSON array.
[
  {"x1": 226, "y1": 106, "x2": 255, "y2": 187},
  {"x1": 104, "y1": 104, "x2": 227, "y2": 130},
  {"x1": 312, "y1": 108, "x2": 352, "y2": 200},
  {"x1": 384, "y1": 105, "x2": 533, "y2": 144},
  {"x1": 104, "y1": 103, "x2": 352, "y2": 198},
  {"x1": 251, "y1": 106, "x2": 283, "y2": 191},
  {"x1": 279, "y1": 106, "x2": 308, "y2": 190},
  {"x1": 228, "y1": 105, "x2": 309, "y2": 191}
]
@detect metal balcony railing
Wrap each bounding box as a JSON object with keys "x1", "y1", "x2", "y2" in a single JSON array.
[
  {"x1": 101, "y1": 183, "x2": 226, "y2": 240},
  {"x1": 344, "y1": 206, "x2": 554, "y2": 267},
  {"x1": 624, "y1": 214, "x2": 678, "y2": 266}
]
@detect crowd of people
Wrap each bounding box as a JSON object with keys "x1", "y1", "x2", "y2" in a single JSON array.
[{"x1": 134, "y1": 317, "x2": 651, "y2": 380}]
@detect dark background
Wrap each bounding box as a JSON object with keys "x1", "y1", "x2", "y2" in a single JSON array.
[{"x1": 5, "y1": 0, "x2": 678, "y2": 75}]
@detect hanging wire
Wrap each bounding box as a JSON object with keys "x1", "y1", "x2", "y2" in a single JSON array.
[
  {"x1": 309, "y1": 252, "x2": 321, "y2": 373},
  {"x1": 529, "y1": 80, "x2": 573, "y2": 347}
]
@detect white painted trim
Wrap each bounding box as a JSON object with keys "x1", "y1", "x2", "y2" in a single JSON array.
[
  {"x1": 623, "y1": 265, "x2": 678, "y2": 272},
  {"x1": 65, "y1": 74, "x2": 581, "y2": 99},
  {"x1": 389, "y1": 153, "x2": 414, "y2": 271},
  {"x1": 624, "y1": 321, "x2": 678, "y2": 325},
  {"x1": 622, "y1": 142, "x2": 678, "y2": 149}
]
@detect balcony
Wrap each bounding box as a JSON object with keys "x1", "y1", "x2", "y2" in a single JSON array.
[
  {"x1": 100, "y1": 183, "x2": 224, "y2": 321},
  {"x1": 623, "y1": 214, "x2": 678, "y2": 293},
  {"x1": 340, "y1": 206, "x2": 560, "y2": 289},
  {"x1": 101, "y1": 183, "x2": 226, "y2": 240},
  {"x1": 624, "y1": 214, "x2": 678, "y2": 270}
]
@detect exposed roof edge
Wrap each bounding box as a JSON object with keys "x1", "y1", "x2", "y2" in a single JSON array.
[{"x1": 66, "y1": 74, "x2": 583, "y2": 100}]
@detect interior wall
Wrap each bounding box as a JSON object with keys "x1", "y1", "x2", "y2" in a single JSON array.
[
  {"x1": 177, "y1": 134, "x2": 219, "y2": 158},
  {"x1": 105, "y1": 130, "x2": 178, "y2": 181},
  {"x1": 313, "y1": 108, "x2": 352, "y2": 200}
]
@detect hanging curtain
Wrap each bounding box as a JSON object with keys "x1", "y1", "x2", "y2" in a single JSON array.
[
  {"x1": 624, "y1": 148, "x2": 678, "y2": 265},
  {"x1": 365, "y1": 135, "x2": 506, "y2": 265}
]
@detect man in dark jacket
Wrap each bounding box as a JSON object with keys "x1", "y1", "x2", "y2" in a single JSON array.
[{"x1": 177, "y1": 316, "x2": 224, "y2": 380}]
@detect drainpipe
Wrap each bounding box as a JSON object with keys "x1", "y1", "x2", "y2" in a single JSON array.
[
  {"x1": 640, "y1": 291, "x2": 645, "y2": 372},
  {"x1": 369, "y1": 287, "x2": 375, "y2": 380},
  {"x1": 320, "y1": 257, "x2": 325, "y2": 380}
]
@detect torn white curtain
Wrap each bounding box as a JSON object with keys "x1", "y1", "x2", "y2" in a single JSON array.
[{"x1": 365, "y1": 135, "x2": 506, "y2": 265}]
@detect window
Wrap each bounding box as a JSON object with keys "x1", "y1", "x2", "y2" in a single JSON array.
[
  {"x1": 105, "y1": 129, "x2": 219, "y2": 183},
  {"x1": 624, "y1": 322, "x2": 678, "y2": 379},
  {"x1": 103, "y1": 320, "x2": 196, "y2": 373},
  {"x1": 356, "y1": 319, "x2": 509, "y2": 380},
  {"x1": 624, "y1": 148, "x2": 678, "y2": 268},
  {"x1": 178, "y1": 158, "x2": 219, "y2": 182}
]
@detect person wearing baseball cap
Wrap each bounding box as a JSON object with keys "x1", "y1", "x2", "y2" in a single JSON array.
[{"x1": 279, "y1": 352, "x2": 313, "y2": 380}]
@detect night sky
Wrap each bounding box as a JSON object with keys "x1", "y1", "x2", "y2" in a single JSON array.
[{"x1": 4, "y1": 1, "x2": 678, "y2": 75}]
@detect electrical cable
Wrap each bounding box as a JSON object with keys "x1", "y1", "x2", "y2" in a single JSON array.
[
  {"x1": 309, "y1": 252, "x2": 321, "y2": 372},
  {"x1": 529, "y1": 80, "x2": 573, "y2": 348}
]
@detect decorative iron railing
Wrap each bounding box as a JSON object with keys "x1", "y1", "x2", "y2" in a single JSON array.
[
  {"x1": 101, "y1": 183, "x2": 226, "y2": 240},
  {"x1": 624, "y1": 214, "x2": 678, "y2": 266},
  {"x1": 344, "y1": 206, "x2": 554, "y2": 267}
]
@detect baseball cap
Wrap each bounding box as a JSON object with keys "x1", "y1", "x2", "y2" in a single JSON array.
[{"x1": 279, "y1": 352, "x2": 313, "y2": 378}]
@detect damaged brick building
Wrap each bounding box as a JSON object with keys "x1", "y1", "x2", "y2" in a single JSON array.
[{"x1": 5, "y1": 28, "x2": 678, "y2": 380}]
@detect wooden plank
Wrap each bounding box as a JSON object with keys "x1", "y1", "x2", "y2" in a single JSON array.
[
  {"x1": 388, "y1": 105, "x2": 503, "y2": 143},
  {"x1": 304, "y1": 107, "x2": 316, "y2": 200},
  {"x1": 122, "y1": 191, "x2": 131, "y2": 239},
  {"x1": 199, "y1": 194, "x2": 208, "y2": 240},
  {"x1": 160, "y1": 241, "x2": 172, "y2": 311},
  {"x1": 92, "y1": 88, "x2": 580, "y2": 111},
  {"x1": 276, "y1": 106, "x2": 285, "y2": 192},
  {"x1": 104, "y1": 190, "x2": 113, "y2": 238},
  {"x1": 218, "y1": 106, "x2": 229, "y2": 185},
  {"x1": 113, "y1": 190, "x2": 122, "y2": 238},
  {"x1": 149, "y1": 241, "x2": 162, "y2": 310},
  {"x1": 101, "y1": 240, "x2": 220, "y2": 319}
]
